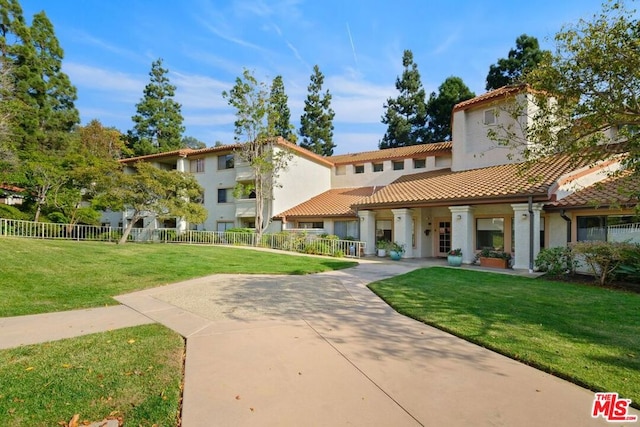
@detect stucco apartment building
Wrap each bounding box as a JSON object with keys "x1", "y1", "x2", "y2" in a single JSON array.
[{"x1": 102, "y1": 85, "x2": 639, "y2": 269}]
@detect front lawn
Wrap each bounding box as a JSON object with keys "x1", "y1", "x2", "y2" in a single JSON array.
[
  {"x1": 368, "y1": 267, "x2": 640, "y2": 406},
  {"x1": 0, "y1": 324, "x2": 183, "y2": 427},
  {"x1": 1, "y1": 238, "x2": 357, "y2": 317}
]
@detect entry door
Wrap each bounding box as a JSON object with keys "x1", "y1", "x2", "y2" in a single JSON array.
[{"x1": 437, "y1": 220, "x2": 451, "y2": 257}]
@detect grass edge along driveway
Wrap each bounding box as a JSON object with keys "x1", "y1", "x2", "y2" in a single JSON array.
[
  {"x1": 367, "y1": 266, "x2": 640, "y2": 407},
  {"x1": 1, "y1": 237, "x2": 357, "y2": 317},
  {"x1": 0, "y1": 238, "x2": 357, "y2": 426}
]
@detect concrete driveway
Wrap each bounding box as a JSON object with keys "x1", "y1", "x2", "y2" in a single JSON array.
[{"x1": 114, "y1": 260, "x2": 638, "y2": 426}]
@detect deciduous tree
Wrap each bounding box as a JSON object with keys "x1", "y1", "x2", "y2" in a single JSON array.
[
  {"x1": 493, "y1": 1, "x2": 640, "y2": 199},
  {"x1": 223, "y1": 68, "x2": 292, "y2": 241},
  {"x1": 96, "y1": 161, "x2": 207, "y2": 244},
  {"x1": 379, "y1": 49, "x2": 428, "y2": 149},
  {"x1": 299, "y1": 65, "x2": 335, "y2": 155}
]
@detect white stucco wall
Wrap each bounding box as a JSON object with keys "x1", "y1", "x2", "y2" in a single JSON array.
[
  {"x1": 451, "y1": 94, "x2": 531, "y2": 172},
  {"x1": 192, "y1": 153, "x2": 238, "y2": 230},
  {"x1": 272, "y1": 148, "x2": 332, "y2": 216},
  {"x1": 331, "y1": 155, "x2": 452, "y2": 188}
]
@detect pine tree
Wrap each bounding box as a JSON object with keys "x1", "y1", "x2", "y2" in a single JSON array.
[
  {"x1": 127, "y1": 58, "x2": 184, "y2": 156},
  {"x1": 426, "y1": 77, "x2": 475, "y2": 142},
  {"x1": 485, "y1": 34, "x2": 547, "y2": 91},
  {"x1": 379, "y1": 50, "x2": 428, "y2": 149},
  {"x1": 299, "y1": 65, "x2": 335, "y2": 156},
  {"x1": 268, "y1": 75, "x2": 296, "y2": 143}
]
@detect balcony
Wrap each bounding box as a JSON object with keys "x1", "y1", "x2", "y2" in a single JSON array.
[
  {"x1": 235, "y1": 198, "x2": 256, "y2": 218},
  {"x1": 235, "y1": 165, "x2": 255, "y2": 182}
]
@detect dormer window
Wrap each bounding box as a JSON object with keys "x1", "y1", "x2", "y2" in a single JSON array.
[{"x1": 483, "y1": 108, "x2": 496, "y2": 125}]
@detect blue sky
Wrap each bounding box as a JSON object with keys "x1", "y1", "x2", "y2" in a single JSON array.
[{"x1": 21, "y1": 0, "x2": 606, "y2": 154}]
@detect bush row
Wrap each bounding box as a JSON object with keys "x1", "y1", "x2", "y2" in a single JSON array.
[{"x1": 535, "y1": 241, "x2": 640, "y2": 286}]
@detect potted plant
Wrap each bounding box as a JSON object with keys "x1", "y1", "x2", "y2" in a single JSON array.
[
  {"x1": 377, "y1": 240, "x2": 389, "y2": 257},
  {"x1": 474, "y1": 248, "x2": 512, "y2": 269},
  {"x1": 389, "y1": 242, "x2": 405, "y2": 260},
  {"x1": 447, "y1": 248, "x2": 463, "y2": 266}
]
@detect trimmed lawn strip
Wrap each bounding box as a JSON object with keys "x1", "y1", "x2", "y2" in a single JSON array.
[
  {"x1": 0, "y1": 324, "x2": 183, "y2": 427},
  {"x1": 368, "y1": 267, "x2": 640, "y2": 406},
  {"x1": 1, "y1": 238, "x2": 357, "y2": 316}
]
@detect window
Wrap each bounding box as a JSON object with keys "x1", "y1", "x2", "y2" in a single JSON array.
[
  {"x1": 217, "y1": 221, "x2": 235, "y2": 232},
  {"x1": 575, "y1": 215, "x2": 640, "y2": 242},
  {"x1": 483, "y1": 109, "x2": 496, "y2": 125},
  {"x1": 162, "y1": 218, "x2": 177, "y2": 228},
  {"x1": 299, "y1": 221, "x2": 324, "y2": 229},
  {"x1": 373, "y1": 163, "x2": 383, "y2": 172},
  {"x1": 375, "y1": 220, "x2": 392, "y2": 242},
  {"x1": 476, "y1": 217, "x2": 504, "y2": 250},
  {"x1": 413, "y1": 158, "x2": 426, "y2": 169},
  {"x1": 190, "y1": 158, "x2": 205, "y2": 173},
  {"x1": 217, "y1": 154, "x2": 234, "y2": 170},
  {"x1": 217, "y1": 188, "x2": 233, "y2": 203},
  {"x1": 392, "y1": 160, "x2": 404, "y2": 171},
  {"x1": 334, "y1": 221, "x2": 359, "y2": 239},
  {"x1": 354, "y1": 164, "x2": 364, "y2": 174}
]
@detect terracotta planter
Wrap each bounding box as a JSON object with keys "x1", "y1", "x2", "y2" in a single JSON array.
[{"x1": 479, "y1": 257, "x2": 509, "y2": 269}]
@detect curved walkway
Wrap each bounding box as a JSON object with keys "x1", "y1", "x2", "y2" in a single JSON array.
[{"x1": 1, "y1": 259, "x2": 636, "y2": 426}]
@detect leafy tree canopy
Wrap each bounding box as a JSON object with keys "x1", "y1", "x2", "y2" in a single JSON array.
[
  {"x1": 426, "y1": 76, "x2": 475, "y2": 142},
  {"x1": 492, "y1": 0, "x2": 640, "y2": 199},
  {"x1": 96, "y1": 161, "x2": 206, "y2": 244},
  {"x1": 182, "y1": 135, "x2": 206, "y2": 150},
  {"x1": 485, "y1": 34, "x2": 548, "y2": 91}
]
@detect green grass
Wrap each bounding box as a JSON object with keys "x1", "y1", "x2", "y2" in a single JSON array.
[
  {"x1": 0, "y1": 324, "x2": 183, "y2": 427},
  {"x1": 368, "y1": 267, "x2": 640, "y2": 406},
  {"x1": 1, "y1": 237, "x2": 357, "y2": 316}
]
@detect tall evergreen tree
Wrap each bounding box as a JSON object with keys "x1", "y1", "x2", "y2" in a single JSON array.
[
  {"x1": 299, "y1": 65, "x2": 335, "y2": 156},
  {"x1": 379, "y1": 49, "x2": 428, "y2": 149},
  {"x1": 127, "y1": 58, "x2": 184, "y2": 156},
  {"x1": 426, "y1": 76, "x2": 475, "y2": 142},
  {"x1": 486, "y1": 34, "x2": 548, "y2": 91},
  {"x1": 268, "y1": 75, "x2": 296, "y2": 143}
]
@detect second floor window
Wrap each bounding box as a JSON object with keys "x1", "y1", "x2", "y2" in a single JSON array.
[
  {"x1": 354, "y1": 165, "x2": 365, "y2": 174},
  {"x1": 218, "y1": 154, "x2": 234, "y2": 170},
  {"x1": 217, "y1": 188, "x2": 233, "y2": 203},
  {"x1": 373, "y1": 163, "x2": 383, "y2": 172},
  {"x1": 190, "y1": 158, "x2": 205, "y2": 173}
]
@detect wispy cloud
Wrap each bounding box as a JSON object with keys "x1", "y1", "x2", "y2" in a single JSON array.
[
  {"x1": 432, "y1": 31, "x2": 460, "y2": 55},
  {"x1": 64, "y1": 62, "x2": 144, "y2": 95},
  {"x1": 171, "y1": 72, "x2": 231, "y2": 110},
  {"x1": 346, "y1": 22, "x2": 358, "y2": 69}
]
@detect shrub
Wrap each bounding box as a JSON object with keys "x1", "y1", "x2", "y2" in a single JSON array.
[
  {"x1": 535, "y1": 246, "x2": 577, "y2": 278},
  {"x1": 571, "y1": 241, "x2": 636, "y2": 286},
  {"x1": 473, "y1": 247, "x2": 512, "y2": 264},
  {"x1": 614, "y1": 244, "x2": 640, "y2": 283},
  {"x1": 0, "y1": 205, "x2": 30, "y2": 220}
]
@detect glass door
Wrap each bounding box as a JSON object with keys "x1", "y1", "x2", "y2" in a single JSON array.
[{"x1": 437, "y1": 220, "x2": 451, "y2": 256}]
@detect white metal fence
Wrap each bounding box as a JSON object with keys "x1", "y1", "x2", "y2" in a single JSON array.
[{"x1": 0, "y1": 218, "x2": 365, "y2": 258}]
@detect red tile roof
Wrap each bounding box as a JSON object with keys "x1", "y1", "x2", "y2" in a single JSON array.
[
  {"x1": 546, "y1": 170, "x2": 639, "y2": 210},
  {"x1": 354, "y1": 155, "x2": 593, "y2": 209},
  {"x1": 120, "y1": 137, "x2": 334, "y2": 167},
  {"x1": 453, "y1": 84, "x2": 529, "y2": 112},
  {"x1": 327, "y1": 142, "x2": 451, "y2": 165},
  {"x1": 276, "y1": 187, "x2": 381, "y2": 219}
]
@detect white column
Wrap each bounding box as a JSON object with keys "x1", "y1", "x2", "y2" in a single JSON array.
[
  {"x1": 358, "y1": 210, "x2": 377, "y2": 256},
  {"x1": 511, "y1": 203, "x2": 543, "y2": 270},
  {"x1": 392, "y1": 208, "x2": 414, "y2": 258},
  {"x1": 449, "y1": 206, "x2": 475, "y2": 264}
]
